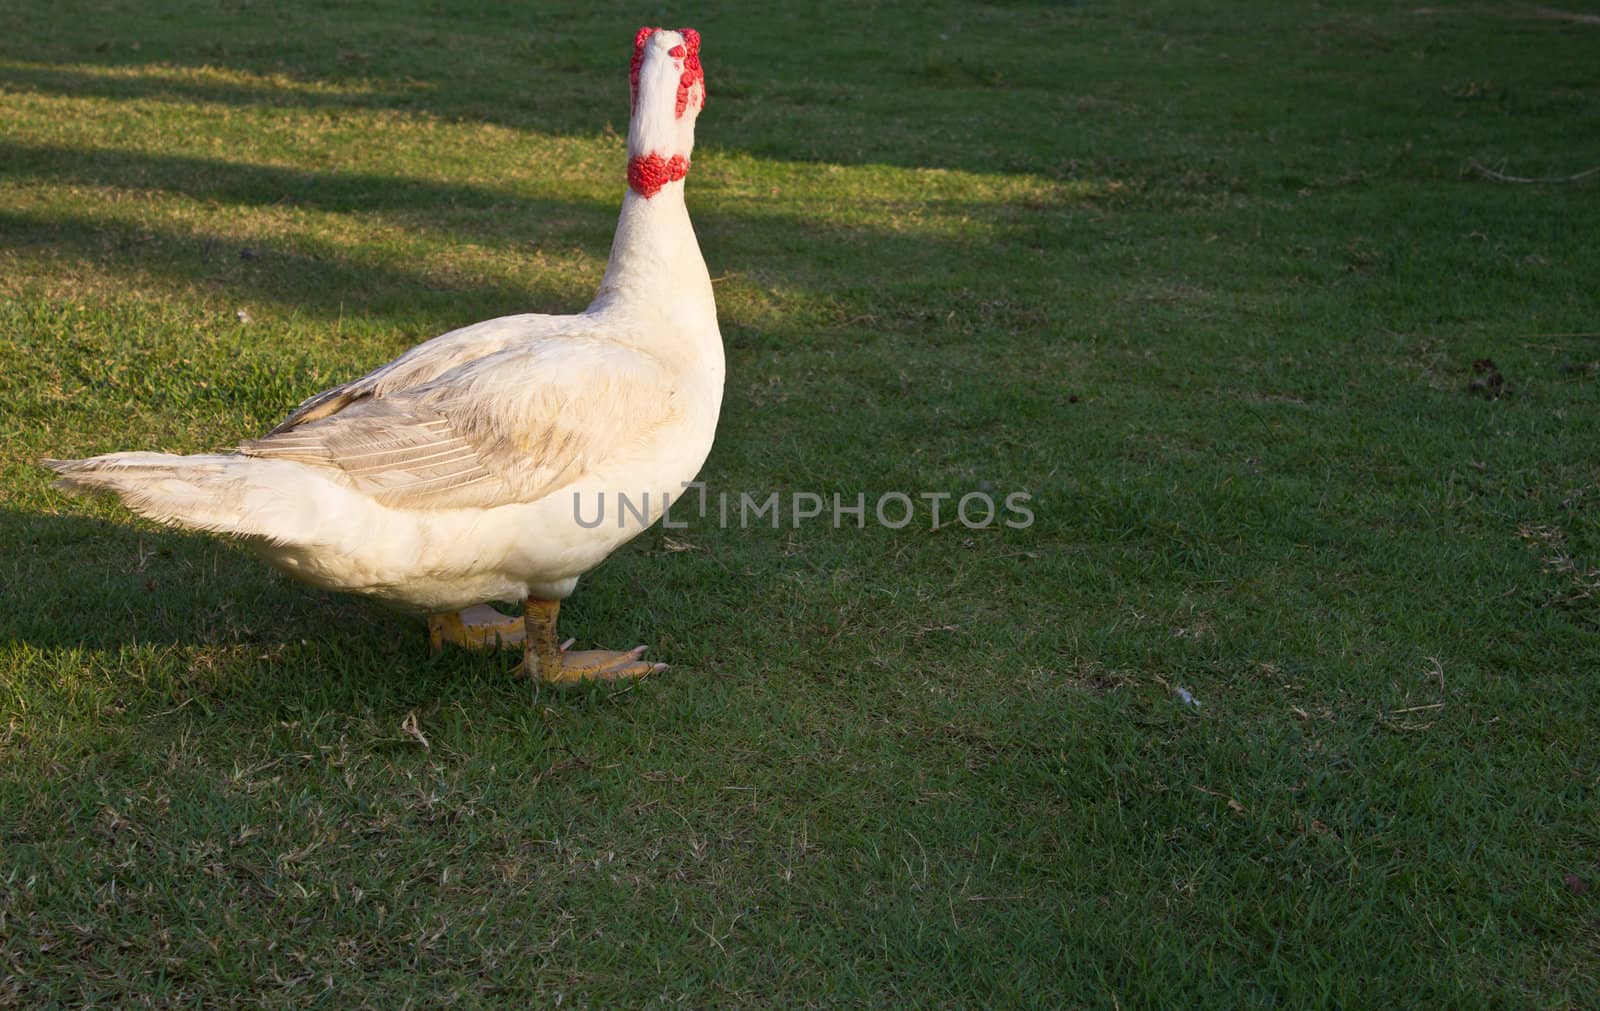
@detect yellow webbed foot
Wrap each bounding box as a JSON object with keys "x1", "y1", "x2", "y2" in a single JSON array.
[
  {"x1": 531, "y1": 644, "x2": 668, "y2": 684},
  {"x1": 428, "y1": 603, "x2": 525, "y2": 654},
  {"x1": 517, "y1": 598, "x2": 669, "y2": 684}
]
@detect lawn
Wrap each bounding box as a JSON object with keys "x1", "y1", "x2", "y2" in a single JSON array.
[{"x1": 2, "y1": 0, "x2": 1598, "y2": 1005}]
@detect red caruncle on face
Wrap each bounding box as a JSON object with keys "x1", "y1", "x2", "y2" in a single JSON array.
[{"x1": 630, "y1": 26, "x2": 704, "y2": 119}]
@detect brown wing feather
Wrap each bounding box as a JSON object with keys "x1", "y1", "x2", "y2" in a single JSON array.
[
  {"x1": 244, "y1": 402, "x2": 514, "y2": 510},
  {"x1": 242, "y1": 342, "x2": 679, "y2": 512},
  {"x1": 266, "y1": 313, "x2": 575, "y2": 436}
]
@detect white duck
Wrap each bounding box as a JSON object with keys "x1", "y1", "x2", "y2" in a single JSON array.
[{"x1": 46, "y1": 26, "x2": 723, "y2": 684}]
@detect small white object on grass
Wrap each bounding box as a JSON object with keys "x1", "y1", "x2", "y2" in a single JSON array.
[{"x1": 1173, "y1": 687, "x2": 1200, "y2": 708}]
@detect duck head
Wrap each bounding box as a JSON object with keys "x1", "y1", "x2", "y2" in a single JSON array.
[{"x1": 627, "y1": 27, "x2": 705, "y2": 198}]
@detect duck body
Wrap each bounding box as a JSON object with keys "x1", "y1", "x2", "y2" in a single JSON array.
[
  {"x1": 260, "y1": 298, "x2": 721, "y2": 613},
  {"x1": 47, "y1": 27, "x2": 720, "y2": 678}
]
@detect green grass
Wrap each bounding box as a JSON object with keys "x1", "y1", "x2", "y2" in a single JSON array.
[{"x1": 3, "y1": 0, "x2": 1599, "y2": 1005}]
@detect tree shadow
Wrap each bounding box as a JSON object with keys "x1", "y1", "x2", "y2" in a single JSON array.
[
  {"x1": 0, "y1": 203, "x2": 576, "y2": 325},
  {"x1": 0, "y1": 137, "x2": 613, "y2": 323},
  {"x1": 0, "y1": 57, "x2": 428, "y2": 116},
  {"x1": 0, "y1": 1, "x2": 1087, "y2": 177},
  {"x1": 0, "y1": 135, "x2": 1090, "y2": 333},
  {"x1": 0, "y1": 139, "x2": 611, "y2": 226}
]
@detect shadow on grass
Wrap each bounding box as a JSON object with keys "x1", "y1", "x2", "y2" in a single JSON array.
[
  {"x1": 1, "y1": 505, "x2": 694, "y2": 673},
  {"x1": 0, "y1": 137, "x2": 1080, "y2": 333},
  {"x1": 0, "y1": 137, "x2": 612, "y2": 322},
  {"x1": 1, "y1": 503, "x2": 546, "y2": 707},
  {"x1": 0, "y1": 501, "x2": 693, "y2": 758},
  {"x1": 0, "y1": 203, "x2": 574, "y2": 325},
  {"x1": 0, "y1": 504, "x2": 576, "y2": 788},
  {"x1": 0, "y1": 139, "x2": 608, "y2": 223},
  {"x1": 0, "y1": 58, "x2": 429, "y2": 115},
  {"x1": 0, "y1": 1, "x2": 1085, "y2": 176},
  {"x1": 0, "y1": 506, "x2": 380, "y2": 653}
]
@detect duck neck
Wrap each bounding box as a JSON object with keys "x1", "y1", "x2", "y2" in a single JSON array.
[
  {"x1": 590, "y1": 150, "x2": 708, "y2": 312},
  {"x1": 591, "y1": 27, "x2": 709, "y2": 315}
]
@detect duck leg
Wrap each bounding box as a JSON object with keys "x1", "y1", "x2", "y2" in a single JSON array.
[
  {"x1": 521, "y1": 597, "x2": 667, "y2": 683},
  {"x1": 427, "y1": 604, "x2": 525, "y2": 653}
]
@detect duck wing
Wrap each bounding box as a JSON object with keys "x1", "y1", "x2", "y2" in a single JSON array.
[
  {"x1": 269, "y1": 313, "x2": 578, "y2": 435},
  {"x1": 242, "y1": 339, "x2": 680, "y2": 512}
]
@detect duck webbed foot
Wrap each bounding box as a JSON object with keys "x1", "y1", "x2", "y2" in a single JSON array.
[
  {"x1": 520, "y1": 597, "x2": 668, "y2": 683},
  {"x1": 428, "y1": 603, "x2": 526, "y2": 653}
]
